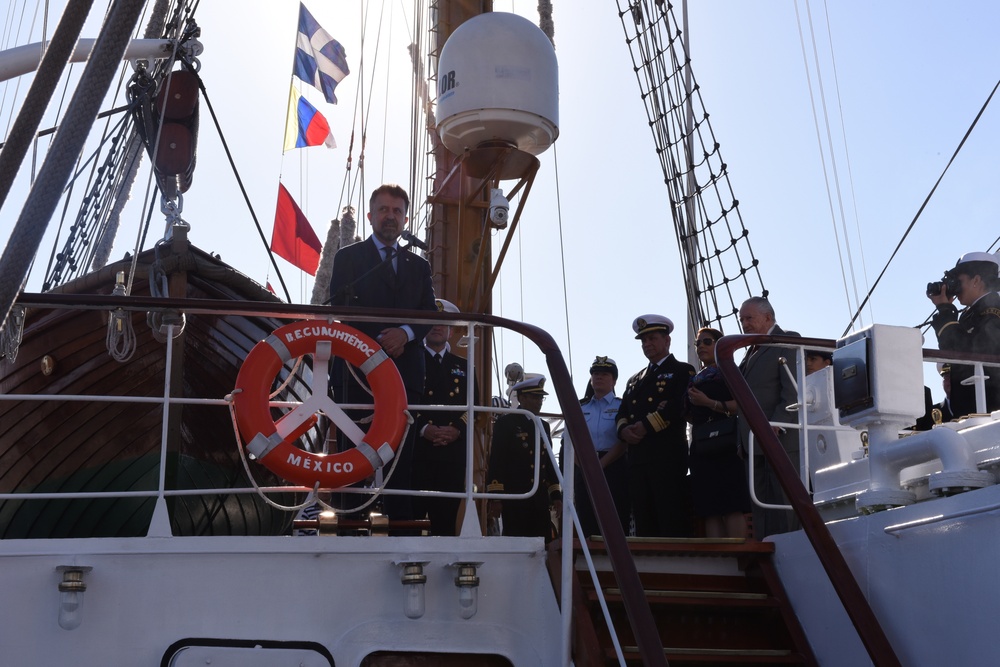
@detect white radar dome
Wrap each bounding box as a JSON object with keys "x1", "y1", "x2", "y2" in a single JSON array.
[{"x1": 436, "y1": 12, "x2": 558, "y2": 157}]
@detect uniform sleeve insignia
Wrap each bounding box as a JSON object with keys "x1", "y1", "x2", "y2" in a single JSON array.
[{"x1": 983, "y1": 308, "x2": 1000, "y2": 318}]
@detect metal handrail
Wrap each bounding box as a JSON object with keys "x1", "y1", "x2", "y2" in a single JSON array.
[
  {"x1": 716, "y1": 332, "x2": 902, "y2": 667},
  {"x1": 8, "y1": 295, "x2": 666, "y2": 666}
]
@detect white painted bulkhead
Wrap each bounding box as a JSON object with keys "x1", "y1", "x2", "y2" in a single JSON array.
[
  {"x1": 771, "y1": 482, "x2": 1000, "y2": 667},
  {"x1": 0, "y1": 535, "x2": 562, "y2": 666}
]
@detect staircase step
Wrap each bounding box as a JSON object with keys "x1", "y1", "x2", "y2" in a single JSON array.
[
  {"x1": 584, "y1": 536, "x2": 775, "y2": 557},
  {"x1": 589, "y1": 571, "x2": 770, "y2": 596},
  {"x1": 560, "y1": 536, "x2": 818, "y2": 667},
  {"x1": 604, "y1": 588, "x2": 772, "y2": 603},
  {"x1": 617, "y1": 645, "x2": 808, "y2": 665}
]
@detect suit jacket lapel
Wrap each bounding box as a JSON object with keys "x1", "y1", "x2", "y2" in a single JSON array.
[{"x1": 741, "y1": 325, "x2": 785, "y2": 374}]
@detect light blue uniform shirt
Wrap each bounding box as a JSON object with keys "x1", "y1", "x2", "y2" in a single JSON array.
[{"x1": 579, "y1": 392, "x2": 622, "y2": 452}]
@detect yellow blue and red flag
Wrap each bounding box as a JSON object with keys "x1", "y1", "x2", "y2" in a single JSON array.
[{"x1": 284, "y1": 87, "x2": 335, "y2": 151}]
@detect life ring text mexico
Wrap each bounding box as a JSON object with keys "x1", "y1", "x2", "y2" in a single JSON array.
[{"x1": 232, "y1": 320, "x2": 408, "y2": 488}]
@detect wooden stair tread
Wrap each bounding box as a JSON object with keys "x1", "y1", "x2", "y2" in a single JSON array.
[
  {"x1": 606, "y1": 588, "x2": 771, "y2": 601},
  {"x1": 582, "y1": 536, "x2": 776, "y2": 557},
  {"x1": 629, "y1": 646, "x2": 792, "y2": 656},
  {"x1": 591, "y1": 572, "x2": 769, "y2": 595},
  {"x1": 616, "y1": 645, "x2": 808, "y2": 664}
]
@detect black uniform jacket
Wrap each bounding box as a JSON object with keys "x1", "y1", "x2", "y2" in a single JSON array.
[
  {"x1": 932, "y1": 291, "x2": 1000, "y2": 417},
  {"x1": 616, "y1": 354, "x2": 696, "y2": 463},
  {"x1": 414, "y1": 348, "x2": 478, "y2": 464}
]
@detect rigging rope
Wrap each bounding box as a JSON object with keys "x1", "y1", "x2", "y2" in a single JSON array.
[
  {"x1": 106, "y1": 272, "x2": 136, "y2": 361},
  {"x1": 615, "y1": 0, "x2": 766, "y2": 336},
  {"x1": 0, "y1": 0, "x2": 147, "y2": 335},
  {"x1": 188, "y1": 65, "x2": 292, "y2": 303},
  {"x1": 0, "y1": 304, "x2": 24, "y2": 362},
  {"x1": 794, "y1": 0, "x2": 869, "y2": 329},
  {"x1": 843, "y1": 77, "x2": 1000, "y2": 336},
  {"x1": 552, "y1": 143, "x2": 573, "y2": 379},
  {"x1": 39, "y1": 0, "x2": 179, "y2": 289},
  {"x1": 0, "y1": 0, "x2": 95, "y2": 212},
  {"x1": 90, "y1": 0, "x2": 172, "y2": 273}
]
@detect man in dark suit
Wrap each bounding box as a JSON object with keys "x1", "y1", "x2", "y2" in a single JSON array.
[
  {"x1": 412, "y1": 298, "x2": 478, "y2": 535},
  {"x1": 329, "y1": 184, "x2": 437, "y2": 520},
  {"x1": 616, "y1": 314, "x2": 695, "y2": 537},
  {"x1": 738, "y1": 296, "x2": 800, "y2": 538}
]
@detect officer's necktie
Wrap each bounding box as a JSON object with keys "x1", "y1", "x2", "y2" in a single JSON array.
[{"x1": 382, "y1": 247, "x2": 396, "y2": 274}]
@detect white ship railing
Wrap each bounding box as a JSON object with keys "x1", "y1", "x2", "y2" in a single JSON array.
[
  {"x1": 0, "y1": 317, "x2": 550, "y2": 521},
  {"x1": 739, "y1": 339, "x2": 1000, "y2": 515}
]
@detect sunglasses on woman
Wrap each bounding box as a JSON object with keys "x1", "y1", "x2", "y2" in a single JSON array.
[{"x1": 695, "y1": 337, "x2": 717, "y2": 347}]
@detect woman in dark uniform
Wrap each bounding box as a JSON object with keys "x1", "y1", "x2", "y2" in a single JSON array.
[{"x1": 684, "y1": 327, "x2": 750, "y2": 539}]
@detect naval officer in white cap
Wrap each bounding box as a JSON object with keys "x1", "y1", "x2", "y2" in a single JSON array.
[
  {"x1": 616, "y1": 315, "x2": 695, "y2": 537},
  {"x1": 929, "y1": 251, "x2": 1000, "y2": 417},
  {"x1": 487, "y1": 375, "x2": 562, "y2": 540}
]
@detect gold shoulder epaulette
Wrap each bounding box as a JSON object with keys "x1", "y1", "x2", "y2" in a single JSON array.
[{"x1": 486, "y1": 480, "x2": 504, "y2": 493}]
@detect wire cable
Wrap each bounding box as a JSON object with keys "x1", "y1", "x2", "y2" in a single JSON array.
[{"x1": 842, "y1": 78, "x2": 1000, "y2": 336}]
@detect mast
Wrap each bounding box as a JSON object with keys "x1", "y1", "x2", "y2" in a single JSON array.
[
  {"x1": 427, "y1": 0, "x2": 494, "y2": 319},
  {"x1": 679, "y1": 0, "x2": 701, "y2": 366},
  {"x1": 426, "y1": 0, "x2": 495, "y2": 503}
]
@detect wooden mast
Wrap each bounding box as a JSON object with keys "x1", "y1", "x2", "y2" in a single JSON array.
[
  {"x1": 426, "y1": 1, "x2": 546, "y2": 531},
  {"x1": 426, "y1": 0, "x2": 495, "y2": 514}
]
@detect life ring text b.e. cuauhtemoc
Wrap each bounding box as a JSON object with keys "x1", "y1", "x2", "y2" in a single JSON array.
[{"x1": 232, "y1": 320, "x2": 407, "y2": 489}]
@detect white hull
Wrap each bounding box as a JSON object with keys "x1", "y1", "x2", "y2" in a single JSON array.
[
  {"x1": 773, "y1": 481, "x2": 1000, "y2": 666},
  {"x1": 0, "y1": 534, "x2": 562, "y2": 665}
]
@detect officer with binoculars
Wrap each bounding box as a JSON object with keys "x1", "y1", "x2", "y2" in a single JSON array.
[{"x1": 927, "y1": 251, "x2": 1000, "y2": 418}]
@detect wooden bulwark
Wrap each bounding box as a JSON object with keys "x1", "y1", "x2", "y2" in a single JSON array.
[{"x1": 0, "y1": 241, "x2": 311, "y2": 538}]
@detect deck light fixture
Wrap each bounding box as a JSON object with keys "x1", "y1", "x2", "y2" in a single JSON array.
[
  {"x1": 452, "y1": 562, "x2": 481, "y2": 619},
  {"x1": 57, "y1": 565, "x2": 92, "y2": 630},
  {"x1": 398, "y1": 561, "x2": 429, "y2": 619}
]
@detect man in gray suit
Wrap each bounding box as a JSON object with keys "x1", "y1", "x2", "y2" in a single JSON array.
[{"x1": 738, "y1": 297, "x2": 800, "y2": 538}]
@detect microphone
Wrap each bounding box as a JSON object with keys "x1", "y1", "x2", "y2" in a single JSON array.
[{"x1": 400, "y1": 230, "x2": 429, "y2": 251}]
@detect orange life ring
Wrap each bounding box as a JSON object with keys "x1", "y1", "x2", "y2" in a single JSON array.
[{"x1": 232, "y1": 320, "x2": 408, "y2": 488}]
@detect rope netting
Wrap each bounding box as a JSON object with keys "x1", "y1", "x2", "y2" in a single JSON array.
[{"x1": 615, "y1": 0, "x2": 767, "y2": 334}]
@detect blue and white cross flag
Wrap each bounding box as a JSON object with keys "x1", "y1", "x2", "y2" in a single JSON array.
[{"x1": 293, "y1": 3, "x2": 350, "y2": 105}]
